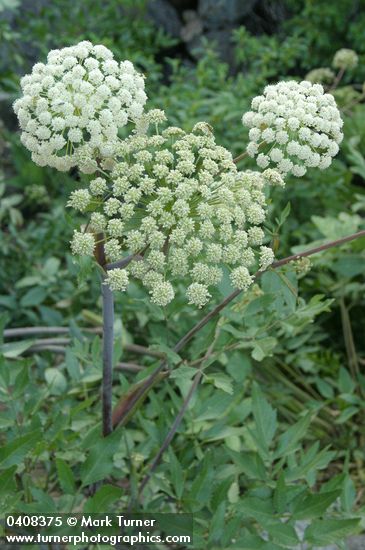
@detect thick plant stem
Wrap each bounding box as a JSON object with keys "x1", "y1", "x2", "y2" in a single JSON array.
[
  {"x1": 112, "y1": 228, "x2": 365, "y2": 428},
  {"x1": 94, "y1": 235, "x2": 115, "y2": 437},
  {"x1": 101, "y1": 278, "x2": 114, "y2": 437}
]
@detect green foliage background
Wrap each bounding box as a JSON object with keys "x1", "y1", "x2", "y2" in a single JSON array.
[{"x1": 1, "y1": 0, "x2": 365, "y2": 547}]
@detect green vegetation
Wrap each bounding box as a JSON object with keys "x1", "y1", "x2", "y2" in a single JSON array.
[{"x1": 1, "y1": 1, "x2": 365, "y2": 548}]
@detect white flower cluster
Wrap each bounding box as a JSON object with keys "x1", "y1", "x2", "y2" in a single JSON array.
[
  {"x1": 242, "y1": 80, "x2": 343, "y2": 177},
  {"x1": 13, "y1": 41, "x2": 147, "y2": 172},
  {"x1": 333, "y1": 49, "x2": 358, "y2": 70},
  {"x1": 70, "y1": 119, "x2": 276, "y2": 308}
]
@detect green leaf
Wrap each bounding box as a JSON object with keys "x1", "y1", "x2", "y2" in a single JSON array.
[
  {"x1": 228, "y1": 480, "x2": 239, "y2": 504},
  {"x1": 56, "y1": 458, "x2": 75, "y2": 495},
  {"x1": 84, "y1": 484, "x2": 122, "y2": 513},
  {"x1": 45, "y1": 368, "x2": 67, "y2": 395},
  {"x1": 332, "y1": 255, "x2": 365, "y2": 278},
  {"x1": 261, "y1": 270, "x2": 297, "y2": 312},
  {"x1": 338, "y1": 367, "x2": 356, "y2": 394},
  {"x1": 274, "y1": 271, "x2": 298, "y2": 310},
  {"x1": 285, "y1": 445, "x2": 335, "y2": 482},
  {"x1": 292, "y1": 490, "x2": 340, "y2": 520},
  {"x1": 251, "y1": 382, "x2": 277, "y2": 455},
  {"x1": 208, "y1": 501, "x2": 226, "y2": 544},
  {"x1": 168, "y1": 448, "x2": 184, "y2": 499},
  {"x1": 227, "y1": 450, "x2": 267, "y2": 480},
  {"x1": 279, "y1": 202, "x2": 291, "y2": 225},
  {"x1": 150, "y1": 343, "x2": 180, "y2": 365},
  {"x1": 13, "y1": 366, "x2": 30, "y2": 398},
  {"x1": 273, "y1": 473, "x2": 287, "y2": 514},
  {"x1": 0, "y1": 466, "x2": 17, "y2": 494},
  {"x1": 190, "y1": 453, "x2": 214, "y2": 509},
  {"x1": 80, "y1": 430, "x2": 121, "y2": 487},
  {"x1": 233, "y1": 534, "x2": 283, "y2": 549},
  {"x1": 316, "y1": 377, "x2": 334, "y2": 399},
  {"x1": 29, "y1": 488, "x2": 56, "y2": 513},
  {"x1": 1, "y1": 339, "x2": 34, "y2": 358},
  {"x1": 341, "y1": 474, "x2": 356, "y2": 512},
  {"x1": 304, "y1": 519, "x2": 361, "y2": 545},
  {"x1": 275, "y1": 413, "x2": 312, "y2": 458},
  {"x1": 252, "y1": 337, "x2": 277, "y2": 361},
  {"x1": 266, "y1": 522, "x2": 299, "y2": 547},
  {"x1": 336, "y1": 406, "x2": 359, "y2": 424},
  {"x1": 238, "y1": 496, "x2": 274, "y2": 524},
  {"x1": 42, "y1": 257, "x2": 61, "y2": 277},
  {"x1": 244, "y1": 294, "x2": 276, "y2": 316},
  {"x1": 206, "y1": 373, "x2": 233, "y2": 394},
  {"x1": 0, "y1": 431, "x2": 41, "y2": 469},
  {"x1": 65, "y1": 348, "x2": 81, "y2": 380},
  {"x1": 20, "y1": 287, "x2": 47, "y2": 307},
  {"x1": 169, "y1": 366, "x2": 196, "y2": 381}
]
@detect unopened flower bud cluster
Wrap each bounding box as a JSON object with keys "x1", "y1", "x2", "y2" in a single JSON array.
[
  {"x1": 242, "y1": 80, "x2": 343, "y2": 177},
  {"x1": 13, "y1": 41, "x2": 146, "y2": 173},
  {"x1": 70, "y1": 118, "x2": 276, "y2": 307},
  {"x1": 305, "y1": 68, "x2": 335, "y2": 85},
  {"x1": 332, "y1": 49, "x2": 358, "y2": 70}
]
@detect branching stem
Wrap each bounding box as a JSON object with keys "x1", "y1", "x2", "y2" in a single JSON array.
[{"x1": 112, "y1": 229, "x2": 365, "y2": 428}]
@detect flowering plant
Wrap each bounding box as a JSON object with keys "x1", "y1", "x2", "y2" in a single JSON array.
[{"x1": 15, "y1": 41, "x2": 365, "y2": 471}]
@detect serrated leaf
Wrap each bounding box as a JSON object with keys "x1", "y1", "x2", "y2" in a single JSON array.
[
  {"x1": 190, "y1": 453, "x2": 213, "y2": 509},
  {"x1": 293, "y1": 490, "x2": 340, "y2": 520},
  {"x1": 304, "y1": 519, "x2": 361, "y2": 545},
  {"x1": 169, "y1": 366, "x2": 196, "y2": 381},
  {"x1": 251, "y1": 382, "x2": 277, "y2": 455},
  {"x1": 207, "y1": 373, "x2": 233, "y2": 394},
  {"x1": 0, "y1": 430, "x2": 41, "y2": 469},
  {"x1": 208, "y1": 501, "x2": 226, "y2": 544},
  {"x1": 266, "y1": 522, "x2": 299, "y2": 547},
  {"x1": 275, "y1": 413, "x2": 312, "y2": 458},
  {"x1": 285, "y1": 445, "x2": 335, "y2": 482},
  {"x1": 228, "y1": 450, "x2": 267, "y2": 480},
  {"x1": 84, "y1": 484, "x2": 122, "y2": 513},
  {"x1": 80, "y1": 430, "x2": 121, "y2": 487},
  {"x1": 56, "y1": 458, "x2": 75, "y2": 495},
  {"x1": 238, "y1": 496, "x2": 274, "y2": 524},
  {"x1": 0, "y1": 466, "x2": 17, "y2": 494},
  {"x1": 29, "y1": 488, "x2": 56, "y2": 512},
  {"x1": 233, "y1": 534, "x2": 283, "y2": 549},
  {"x1": 252, "y1": 337, "x2": 277, "y2": 361},
  {"x1": 168, "y1": 448, "x2": 184, "y2": 499},
  {"x1": 279, "y1": 202, "x2": 291, "y2": 225},
  {"x1": 150, "y1": 343, "x2": 180, "y2": 365},
  {"x1": 273, "y1": 473, "x2": 287, "y2": 514}
]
